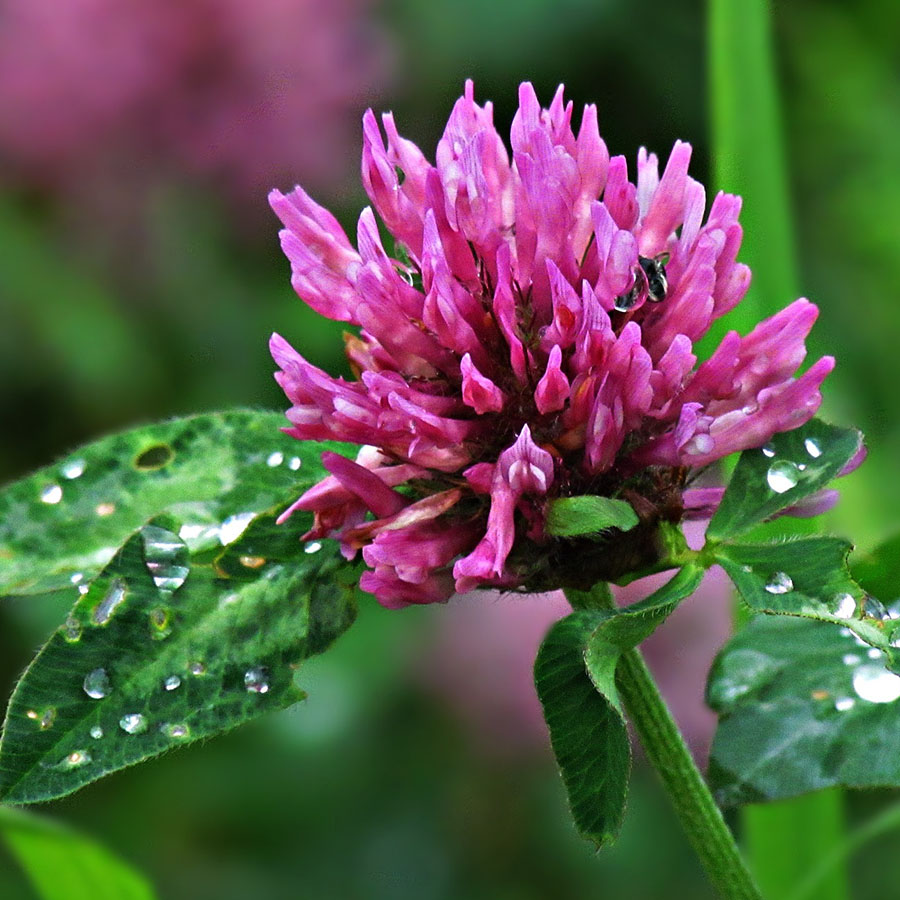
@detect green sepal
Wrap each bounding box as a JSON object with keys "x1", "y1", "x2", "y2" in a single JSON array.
[{"x1": 546, "y1": 496, "x2": 639, "y2": 538}]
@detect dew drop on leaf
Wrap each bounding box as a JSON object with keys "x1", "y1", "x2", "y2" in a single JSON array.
[
  {"x1": 804, "y1": 438, "x2": 822, "y2": 459},
  {"x1": 141, "y1": 526, "x2": 190, "y2": 593},
  {"x1": 853, "y1": 663, "x2": 900, "y2": 704},
  {"x1": 832, "y1": 593, "x2": 857, "y2": 619},
  {"x1": 164, "y1": 675, "x2": 182, "y2": 692},
  {"x1": 95, "y1": 502, "x2": 116, "y2": 517},
  {"x1": 219, "y1": 512, "x2": 255, "y2": 545},
  {"x1": 842, "y1": 653, "x2": 861, "y2": 666},
  {"x1": 83, "y1": 667, "x2": 111, "y2": 700},
  {"x1": 149, "y1": 606, "x2": 172, "y2": 637},
  {"x1": 239, "y1": 555, "x2": 266, "y2": 569},
  {"x1": 868, "y1": 647, "x2": 883, "y2": 660},
  {"x1": 267, "y1": 451, "x2": 284, "y2": 467},
  {"x1": 304, "y1": 542, "x2": 323, "y2": 555},
  {"x1": 761, "y1": 443, "x2": 776, "y2": 458},
  {"x1": 90, "y1": 725, "x2": 104, "y2": 739},
  {"x1": 189, "y1": 661, "x2": 207, "y2": 676},
  {"x1": 61, "y1": 458, "x2": 86, "y2": 479},
  {"x1": 161, "y1": 723, "x2": 190, "y2": 740},
  {"x1": 764, "y1": 572, "x2": 793, "y2": 595},
  {"x1": 834, "y1": 697, "x2": 855, "y2": 712},
  {"x1": 63, "y1": 615, "x2": 82, "y2": 642},
  {"x1": 288, "y1": 456, "x2": 302, "y2": 471},
  {"x1": 60, "y1": 750, "x2": 91, "y2": 770},
  {"x1": 766, "y1": 461, "x2": 800, "y2": 493},
  {"x1": 244, "y1": 667, "x2": 270, "y2": 694},
  {"x1": 119, "y1": 713, "x2": 148, "y2": 734},
  {"x1": 93, "y1": 578, "x2": 127, "y2": 625},
  {"x1": 864, "y1": 596, "x2": 889, "y2": 620},
  {"x1": 70, "y1": 573, "x2": 84, "y2": 585},
  {"x1": 40, "y1": 484, "x2": 63, "y2": 504}
]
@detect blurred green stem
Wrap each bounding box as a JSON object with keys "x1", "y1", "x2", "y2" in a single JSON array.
[
  {"x1": 568, "y1": 587, "x2": 763, "y2": 900},
  {"x1": 708, "y1": 1, "x2": 849, "y2": 898}
]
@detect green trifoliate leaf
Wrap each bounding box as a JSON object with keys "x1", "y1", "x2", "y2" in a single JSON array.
[
  {"x1": 546, "y1": 495, "x2": 639, "y2": 538},
  {"x1": 0, "y1": 806, "x2": 156, "y2": 900},
  {"x1": 706, "y1": 418, "x2": 863, "y2": 542},
  {"x1": 538, "y1": 568, "x2": 703, "y2": 848},
  {"x1": 708, "y1": 615, "x2": 900, "y2": 805},
  {"x1": 0, "y1": 513, "x2": 358, "y2": 804},
  {"x1": 714, "y1": 538, "x2": 897, "y2": 661},
  {"x1": 0, "y1": 410, "x2": 351, "y2": 597}
]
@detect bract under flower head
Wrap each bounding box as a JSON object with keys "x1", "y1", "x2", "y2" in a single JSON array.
[{"x1": 270, "y1": 80, "x2": 834, "y2": 608}]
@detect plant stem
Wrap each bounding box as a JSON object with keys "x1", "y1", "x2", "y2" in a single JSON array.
[{"x1": 567, "y1": 586, "x2": 763, "y2": 900}]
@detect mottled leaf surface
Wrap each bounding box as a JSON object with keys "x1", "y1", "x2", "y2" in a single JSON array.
[
  {"x1": 708, "y1": 615, "x2": 900, "y2": 805},
  {"x1": 0, "y1": 806, "x2": 156, "y2": 900},
  {"x1": 0, "y1": 410, "x2": 350, "y2": 596},
  {"x1": 706, "y1": 419, "x2": 862, "y2": 542},
  {"x1": 0, "y1": 513, "x2": 358, "y2": 803}
]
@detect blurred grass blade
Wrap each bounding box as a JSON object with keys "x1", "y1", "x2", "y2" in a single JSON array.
[
  {"x1": 0, "y1": 806, "x2": 156, "y2": 900},
  {"x1": 707, "y1": 1, "x2": 849, "y2": 898}
]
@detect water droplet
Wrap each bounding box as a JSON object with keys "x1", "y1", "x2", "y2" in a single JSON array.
[
  {"x1": 93, "y1": 578, "x2": 127, "y2": 625},
  {"x1": 60, "y1": 750, "x2": 91, "y2": 770},
  {"x1": 61, "y1": 458, "x2": 86, "y2": 479},
  {"x1": 853, "y1": 663, "x2": 900, "y2": 704},
  {"x1": 804, "y1": 437, "x2": 822, "y2": 459},
  {"x1": 842, "y1": 653, "x2": 861, "y2": 666},
  {"x1": 764, "y1": 572, "x2": 793, "y2": 595},
  {"x1": 95, "y1": 502, "x2": 116, "y2": 517},
  {"x1": 761, "y1": 443, "x2": 776, "y2": 458},
  {"x1": 83, "y1": 667, "x2": 111, "y2": 699},
  {"x1": 267, "y1": 451, "x2": 284, "y2": 467},
  {"x1": 218, "y1": 592, "x2": 240, "y2": 609},
  {"x1": 835, "y1": 697, "x2": 855, "y2": 712},
  {"x1": 25, "y1": 710, "x2": 38, "y2": 720},
  {"x1": 78, "y1": 584, "x2": 89, "y2": 596},
  {"x1": 63, "y1": 615, "x2": 82, "y2": 642},
  {"x1": 189, "y1": 661, "x2": 207, "y2": 676},
  {"x1": 141, "y1": 526, "x2": 189, "y2": 593},
  {"x1": 70, "y1": 572, "x2": 84, "y2": 585},
  {"x1": 864, "y1": 596, "x2": 889, "y2": 620},
  {"x1": 868, "y1": 647, "x2": 884, "y2": 660},
  {"x1": 40, "y1": 484, "x2": 63, "y2": 504},
  {"x1": 90, "y1": 725, "x2": 104, "y2": 739},
  {"x1": 797, "y1": 463, "x2": 807, "y2": 471},
  {"x1": 832, "y1": 593, "x2": 857, "y2": 619},
  {"x1": 766, "y1": 460, "x2": 800, "y2": 494},
  {"x1": 38, "y1": 708, "x2": 56, "y2": 730},
  {"x1": 244, "y1": 666, "x2": 270, "y2": 694},
  {"x1": 304, "y1": 541, "x2": 323, "y2": 555},
  {"x1": 219, "y1": 512, "x2": 255, "y2": 545},
  {"x1": 164, "y1": 675, "x2": 182, "y2": 692},
  {"x1": 119, "y1": 713, "x2": 148, "y2": 734},
  {"x1": 239, "y1": 555, "x2": 266, "y2": 569},
  {"x1": 288, "y1": 456, "x2": 302, "y2": 471},
  {"x1": 161, "y1": 722, "x2": 190, "y2": 739}
]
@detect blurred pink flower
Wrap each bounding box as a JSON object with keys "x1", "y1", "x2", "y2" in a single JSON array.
[
  {"x1": 272, "y1": 80, "x2": 835, "y2": 608},
  {"x1": 0, "y1": 0, "x2": 388, "y2": 200}
]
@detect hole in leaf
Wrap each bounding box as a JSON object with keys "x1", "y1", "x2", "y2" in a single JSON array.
[{"x1": 135, "y1": 443, "x2": 175, "y2": 470}]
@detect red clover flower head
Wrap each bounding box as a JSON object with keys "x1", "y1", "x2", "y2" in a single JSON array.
[{"x1": 270, "y1": 81, "x2": 834, "y2": 608}]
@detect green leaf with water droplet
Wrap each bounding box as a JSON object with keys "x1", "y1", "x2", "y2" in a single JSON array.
[
  {"x1": 538, "y1": 567, "x2": 703, "y2": 848},
  {"x1": 713, "y1": 538, "x2": 896, "y2": 661},
  {"x1": 0, "y1": 806, "x2": 156, "y2": 900},
  {"x1": 708, "y1": 615, "x2": 900, "y2": 805},
  {"x1": 545, "y1": 495, "x2": 639, "y2": 538},
  {"x1": 0, "y1": 512, "x2": 359, "y2": 804},
  {"x1": 705, "y1": 418, "x2": 863, "y2": 542},
  {"x1": 0, "y1": 410, "x2": 352, "y2": 596}
]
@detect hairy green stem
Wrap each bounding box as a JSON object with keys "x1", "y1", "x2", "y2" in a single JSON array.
[{"x1": 567, "y1": 586, "x2": 763, "y2": 900}]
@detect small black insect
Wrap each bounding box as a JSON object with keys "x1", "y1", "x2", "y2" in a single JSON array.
[{"x1": 638, "y1": 252, "x2": 669, "y2": 303}]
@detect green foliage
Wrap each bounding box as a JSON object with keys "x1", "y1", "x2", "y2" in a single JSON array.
[
  {"x1": 536, "y1": 569, "x2": 703, "y2": 849},
  {"x1": 545, "y1": 495, "x2": 639, "y2": 538},
  {"x1": 706, "y1": 419, "x2": 862, "y2": 542},
  {"x1": 708, "y1": 615, "x2": 900, "y2": 805},
  {"x1": 0, "y1": 410, "x2": 350, "y2": 596},
  {"x1": 852, "y1": 531, "x2": 900, "y2": 601},
  {"x1": 0, "y1": 806, "x2": 156, "y2": 900},
  {"x1": 0, "y1": 410, "x2": 361, "y2": 803}
]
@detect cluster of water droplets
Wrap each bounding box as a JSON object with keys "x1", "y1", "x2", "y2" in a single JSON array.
[
  {"x1": 141, "y1": 526, "x2": 190, "y2": 595},
  {"x1": 266, "y1": 451, "x2": 302, "y2": 471},
  {"x1": 761, "y1": 436, "x2": 822, "y2": 495}
]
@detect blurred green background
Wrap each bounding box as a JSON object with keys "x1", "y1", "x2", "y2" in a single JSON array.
[{"x1": 1, "y1": 0, "x2": 899, "y2": 897}]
